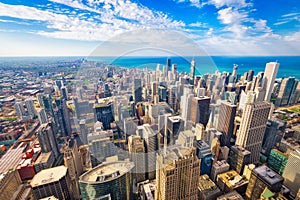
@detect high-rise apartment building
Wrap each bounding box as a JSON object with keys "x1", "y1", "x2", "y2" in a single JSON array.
[
  {"x1": 37, "y1": 109, "x2": 48, "y2": 124},
  {"x1": 25, "y1": 99, "x2": 36, "y2": 118},
  {"x1": 155, "y1": 146, "x2": 200, "y2": 200},
  {"x1": 236, "y1": 101, "x2": 271, "y2": 163},
  {"x1": 217, "y1": 100, "x2": 237, "y2": 147},
  {"x1": 263, "y1": 62, "x2": 280, "y2": 102}
]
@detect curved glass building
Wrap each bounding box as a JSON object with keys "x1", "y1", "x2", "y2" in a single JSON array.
[{"x1": 79, "y1": 161, "x2": 134, "y2": 200}]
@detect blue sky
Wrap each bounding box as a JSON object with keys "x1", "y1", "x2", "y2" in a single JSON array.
[{"x1": 0, "y1": 0, "x2": 299, "y2": 56}]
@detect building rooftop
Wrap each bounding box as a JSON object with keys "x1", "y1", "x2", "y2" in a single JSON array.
[
  {"x1": 198, "y1": 174, "x2": 220, "y2": 194},
  {"x1": 253, "y1": 165, "x2": 283, "y2": 185},
  {"x1": 162, "y1": 145, "x2": 195, "y2": 170},
  {"x1": 30, "y1": 166, "x2": 68, "y2": 187},
  {"x1": 231, "y1": 145, "x2": 251, "y2": 156},
  {"x1": 0, "y1": 145, "x2": 26, "y2": 174},
  {"x1": 217, "y1": 170, "x2": 248, "y2": 189},
  {"x1": 79, "y1": 161, "x2": 134, "y2": 184},
  {"x1": 168, "y1": 116, "x2": 182, "y2": 123}
]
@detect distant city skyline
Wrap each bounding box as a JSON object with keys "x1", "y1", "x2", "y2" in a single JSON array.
[{"x1": 0, "y1": 0, "x2": 299, "y2": 56}]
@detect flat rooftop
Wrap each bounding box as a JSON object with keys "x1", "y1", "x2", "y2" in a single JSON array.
[
  {"x1": 79, "y1": 161, "x2": 134, "y2": 184},
  {"x1": 254, "y1": 165, "x2": 283, "y2": 185},
  {"x1": 30, "y1": 166, "x2": 67, "y2": 187}
]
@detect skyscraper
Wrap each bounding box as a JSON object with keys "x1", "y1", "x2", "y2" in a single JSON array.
[
  {"x1": 275, "y1": 77, "x2": 298, "y2": 106},
  {"x1": 31, "y1": 166, "x2": 72, "y2": 200},
  {"x1": 190, "y1": 59, "x2": 196, "y2": 85},
  {"x1": 25, "y1": 99, "x2": 36, "y2": 118},
  {"x1": 133, "y1": 78, "x2": 143, "y2": 103},
  {"x1": 228, "y1": 145, "x2": 251, "y2": 175},
  {"x1": 14, "y1": 102, "x2": 25, "y2": 120},
  {"x1": 37, "y1": 109, "x2": 48, "y2": 124},
  {"x1": 165, "y1": 58, "x2": 171, "y2": 77},
  {"x1": 128, "y1": 135, "x2": 146, "y2": 183},
  {"x1": 190, "y1": 96, "x2": 210, "y2": 128},
  {"x1": 79, "y1": 161, "x2": 134, "y2": 200},
  {"x1": 217, "y1": 100, "x2": 237, "y2": 147},
  {"x1": 282, "y1": 148, "x2": 300, "y2": 197},
  {"x1": 236, "y1": 101, "x2": 271, "y2": 163},
  {"x1": 63, "y1": 138, "x2": 83, "y2": 199},
  {"x1": 263, "y1": 62, "x2": 280, "y2": 102},
  {"x1": 196, "y1": 140, "x2": 213, "y2": 175},
  {"x1": 94, "y1": 101, "x2": 114, "y2": 130},
  {"x1": 37, "y1": 123, "x2": 59, "y2": 159},
  {"x1": 155, "y1": 146, "x2": 200, "y2": 200}
]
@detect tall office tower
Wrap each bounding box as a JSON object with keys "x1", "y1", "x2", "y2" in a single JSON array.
[
  {"x1": 238, "y1": 90, "x2": 256, "y2": 111},
  {"x1": 155, "y1": 146, "x2": 200, "y2": 200},
  {"x1": 247, "y1": 70, "x2": 254, "y2": 82},
  {"x1": 228, "y1": 145, "x2": 251, "y2": 175},
  {"x1": 268, "y1": 149, "x2": 288, "y2": 175},
  {"x1": 79, "y1": 161, "x2": 134, "y2": 200},
  {"x1": 37, "y1": 109, "x2": 48, "y2": 124},
  {"x1": 275, "y1": 77, "x2": 298, "y2": 106},
  {"x1": 128, "y1": 135, "x2": 146, "y2": 183},
  {"x1": 231, "y1": 64, "x2": 238, "y2": 83},
  {"x1": 171, "y1": 64, "x2": 177, "y2": 80},
  {"x1": 166, "y1": 116, "x2": 183, "y2": 145},
  {"x1": 63, "y1": 139, "x2": 83, "y2": 200},
  {"x1": 37, "y1": 123, "x2": 59, "y2": 159},
  {"x1": 94, "y1": 102, "x2": 114, "y2": 130},
  {"x1": 261, "y1": 118, "x2": 285, "y2": 157},
  {"x1": 217, "y1": 101, "x2": 237, "y2": 147},
  {"x1": 168, "y1": 85, "x2": 177, "y2": 111},
  {"x1": 190, "y1": 59, "x2": 196, "y2": 85},
  {"x1": 210, "y1": 160, "x2": 230, "y2": 182},
  {"x1": 246, "y1": 165, "x2": 283, "y2": 200},
  {"x1": 61, "y1": 86, "x2": 68, "y2": 99},
  {"x1": 196, "y1": 140, "x2": 213, "y2": 175},
  {"x1": 79, "y1": 119, "x2": 88, "y2": 145},
  {"x1": 151, "y1": 81, "x2": 158, "y2": 97},
  {"x1": 254, "y1": 87, "x2": 266, "y2": 102},
  {"x1": 198, "y1": 174, "x2": 222, "y2": 200},
  {"x1": 282, "y1": 148, "x2": 300, "y2": 197},
  {"x1": 104, "y1": 83, "x2": 111, "y2": 98},
  {"x1": 14, "y1": 102, "x2": 25, "y2": 120},
  {"x1": 55, "y1": 80, "x2": 63, "y2": 90},
  {"x1": 177, "y1": 130, "x2": 195, "y2": 147},
  {"x1": 133, "y1": 78, "x2": 143, "y2": 103},
  {"x1": 158, "y1": 86, "x2": 167, "y2": 102},
  {"x1": 36, "y1": 93, "x2": 44, "y2": 107},
  {"x1": 54, "y1": 98, "x2": 72, "y2": 136},
  {"x1": 88, "y1": 133, "x2": 117, "y2": 167},
  {"x1": 25, "y1": 99, "x2": 36, "y2": 118},
  {"x1": 236, "y1": 101, "x2": 271, "y2": 163},
  {"x1": 164, "y1": 58, "x2": 171, "y2": 77},
  {"x1": 190, "y1": 96, "x2": 210, "y2": 128},
  {"x1": 31, "y1": 166, "x2": 72, "y2": 200},
  {"x1": 263, "y1": 62, "x2": 280, "y2": 102},
  {"x1": 180, "y1": 86, "x2": 193, "y2": 123},
  {"x1": 138, "y1": 124, "x2": 158, "y2": 180}
]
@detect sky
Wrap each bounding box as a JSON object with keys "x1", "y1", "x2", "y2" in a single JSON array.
[{"x1": 0, "y1": 0, "x2": 299, "y2": 56}]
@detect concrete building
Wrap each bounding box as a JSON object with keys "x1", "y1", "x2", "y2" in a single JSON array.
[
  {"x1": 263, "y1": 62, "x2": 280, "y2": 102},
  {"x1": 268, "y1": 149, "x2": 288, "y2": 175},
  {"x1": 210, "y1": 160, "x2": 230, "y2": 182},
  {"x1": 228, "y1": 145, "x2": 251, "y2": 175},
  {"x1": 246, "y1": 165, "x2": 283, "y2": 200},
  {"x1": 155, "y1": 146, "x2": 200, "y2": 200},
  {"x1": 79, "y1": 161, "x2": 134, "y2": 200},
  {"x1": 177, "y1": 130, "x2": 195, "y2": 148},
  {"x1": 25, "y1": 99, "x2": 36, "y2": 118},
  {"x1": 275, "y1": 77, "x2": 298, "y2": 106},
  {"x1": 94, "y1": 101, "x2": 114, "y2": 130},
  {"x1": 37, "y1": 109, "x2": 48, "y2": 124},
  {"x1": 190, "y1": 96, "x2": 210, "y2": 128},
  {"x1": 128, "y1": 135, "x2": 146, "y2": 183},
  {"x1": 34, "y1": 152, "x2": 54, "y2": 173},
  {"x1": 37, "y1": 123, "x2": 59, "y2": 159},
  {"x1": 0, "y1": 170, "x2": 22, "y2": 200},
  {"x1": 282, "y1": 148, "x2": 300, "y2": 197},
  {"x1": 166, "y1": 116, "x2": 183, "y2": 145},
  {"x1": 198, "y1": 174, "x2": 221, "y2": 200},
  {"x1": 31, "y1": 166, "x2": 72, "y2": 200},
  {"x1": 196, "y1": 140, "x2": 213, "y2": 175},
  {"x1": 63, "y1": 139, "x2": 83, "y2": 200},
  {"x1": 236, "y1": 101, "x2": 271, "y2": 163},
  {"x1": 217, "y1": 100, "x2": 237, "y2": 147}
]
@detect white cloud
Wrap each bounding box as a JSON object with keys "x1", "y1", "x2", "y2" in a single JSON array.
[
  {"x1": 217, "y1": 7, "x2": 246, "y2": 24},
  {"x1": 209, "y1": 0, "x2": 249, "y2": 8}
]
